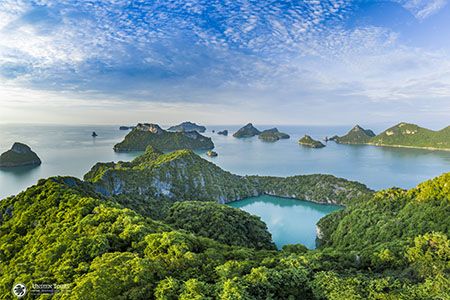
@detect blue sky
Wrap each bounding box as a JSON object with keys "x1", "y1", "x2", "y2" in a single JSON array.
[{"x1": 0, "y1": 0, "x2": 449, "y2": 127}]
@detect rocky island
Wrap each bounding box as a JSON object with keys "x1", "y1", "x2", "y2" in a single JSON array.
[
  {"x1": 298, "y1": 135, "x2": 325, "y2": 148},
  {"x1": 113, "y1": 123, "x2": 214, "y2": 152},
  {"x1": 333, "y1": 123, "x2": 450, "y2": 151},
  {"x1": 217, "y1": 130, "x2": 228, "y2": 136},
  {"x1": 0, "y1": 142, "x2": 41, "y2": 168},
  {"x1": 206, "y1": 150, "x2": 218, "y2": 157},
  {"x1": 335, "y1": 125, "x2": 376, "y2": 144},
  {"x1": 168, "y1": 121, "x2": 206, "y2": 133},
  {"x1": 258, "y1": 128, "x2": 290, "y2": 142},
  {"x1": 233, "y1": 123, "x2": 261, "y2": 138}
]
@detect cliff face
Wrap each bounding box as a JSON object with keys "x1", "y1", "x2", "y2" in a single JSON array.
[
  {"x1": 85, "y1": 147, "x2": 373, "y2": 209},
  {"x1": 0, "y1": 142, "x2": 41, "y2": 168},
  {"x1": 113, "y1": 123, "x2": 214, "y2": 152}
]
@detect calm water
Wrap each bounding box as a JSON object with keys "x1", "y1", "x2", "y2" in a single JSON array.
[
  {"x1": 1, "y1": 124, "x2": 449, "y2": 200},
  {"x1": 229, "y1": 195, "x2": 342, "y2": 249}
]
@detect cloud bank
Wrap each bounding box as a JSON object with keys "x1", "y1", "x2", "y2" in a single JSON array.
[{"x1": 0, "y1": 0, "x2": 449, "y2": 125}]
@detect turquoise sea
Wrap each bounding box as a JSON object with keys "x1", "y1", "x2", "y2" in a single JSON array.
[{"x1": 1, "y1": 124, "x2": 449, "y2": 247}]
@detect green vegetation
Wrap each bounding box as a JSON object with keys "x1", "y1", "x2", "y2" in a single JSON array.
[
  {"x1": 0, "y1": 142, "x2": 41, "y2": 168},
  {"x1": 335, "y1": 123, "x2": 450, "y2": 150},
  {"x1": 165, "y1": 201, "x2": 276, "y2": 250},
  {"x1": 1, "y1": 165, "x2": 449, "y2": 298},
  {"x1": 258, "y1": 128, "x2": 290, "y2": 142},
  {"x1": 167, "y1": 121, "x2": 206, "y2": 133},
  {"x1": 335, "y1": 125, "x2": 376, "y2": 144},
  {"x1": 368, "y1": 123, "x2": 450, "y2": 150},
  {"x1": 84, "y1": 147, "x2": 371, "y2": 217},
  {"x1": 298, "y1": 135, "x2": 326, "y2": 148},
  {"x1": 114, "y1": 123, "x2": 214, "y2": 152},
  {"x1": 233, "y1": 123, "x2": 261, "y2": 138}
]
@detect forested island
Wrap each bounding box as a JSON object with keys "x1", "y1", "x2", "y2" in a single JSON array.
[
  {"x1": 113, "y1": 123, "x2": 214, "y2": 152},
  {"x1": 258, "y1": 128, "x2": 290, "y2": 142},
  {"x1": 1, "y1": 146, "x2": 448, "y2": 299},
  {"x1": 335, "y1": 123, "x2": 450, "y2": 151},
  {"x1": 298, "y1": 135, "x2": 325, "y2": 148},
  {"x1": 0, "y1": 142, "x2": 41, "y2": 168},
  {"x1": 167, "y1": 121, "x2": 206, "y2": 133}
]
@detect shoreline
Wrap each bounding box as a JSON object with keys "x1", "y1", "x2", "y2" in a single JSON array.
[{"x1": 366, "y1": 143, "x2": 450, "y2": 152}]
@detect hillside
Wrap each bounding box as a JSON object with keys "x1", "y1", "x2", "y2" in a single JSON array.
[
  {"x1": 368, "y1": 123, "x2": 450, "y2": 150},
  {"x1": 1, "y1": 166, "x2": 448, "y2": 298},
  {"x1": 233, "y1": 123, "x2": 261, "y2": 138},
  {"x1": 298, "y1": 135, "x2": 325, "y2": 148},
  {"x1": 165, "y1": 201, "x2": 276, "y2": 250},
  {"x1": 167, "y1": 121, "x2": 206, "y2": 133},
  {"x1": 113, "y1": 123, "x2": 214, "y2": 152},
  {"x1": 335, "y1": 125, "x2": 376, "y2": 144},
  {"x1": 258, "y1": 128, "x2": 290, "y2": 142},
  {"x1": 85, "y1": 147, "x2": 372, "y2": 215}
]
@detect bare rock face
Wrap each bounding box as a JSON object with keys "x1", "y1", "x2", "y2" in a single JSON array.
[
  {"x1": 0, "y1": 142, "x2": 41, "y2": 168},
  {"x1": 136, "y1": 123, "x2": 164, "y2": 134}
]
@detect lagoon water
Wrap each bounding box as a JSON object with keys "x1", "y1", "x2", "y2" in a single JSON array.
[
  {"x1": 1, "y1": 123, "x2": 449, "y2": 199},
  {"x1": 229, "y1": 195, "x2": 341, "y2": 249},
  {"x1": 1, "y1": 123, "x2": 449, "y2": 246}
]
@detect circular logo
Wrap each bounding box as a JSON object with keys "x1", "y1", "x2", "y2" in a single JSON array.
[{"x1": 12, "y1": 283, "x2": 27, "y2": 298}]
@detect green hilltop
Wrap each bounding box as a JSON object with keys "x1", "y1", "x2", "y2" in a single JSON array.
[
  {"x1": 258, "y1": 128, "x2": 290, "y2": 142},
  {"x1": 368, "y1": 123, "x2": 450, "y2": 150},
  {"x1": 335, "y1": 123, "x2": 450, "y2": 151},
  {"x1": 84, "y1": 146, "x2": 371, "y2": 219},
  {"x1": 335, "y1": 125, "x2": 376, "y2": 144},
  {"x1": 299, "y1": 135, "x2": 326, "y2": 148},
  {"x1": 114, "y1": 123, "x2": 214, "y2": 152},
  {"x1": 1, "y1": 149, "x2": 449, "y2": 298}
]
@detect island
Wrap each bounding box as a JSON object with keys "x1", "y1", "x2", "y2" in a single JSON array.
[
  {"x1": 119, "y1": 126, "x2": 134, "y2": 130},
  {"x1": 334, "y1": 125, "x2": 376, "y2": 144},
  {"x1": 113, "y1": 123, "x2": 214, "y2": 152},
  {"x1": 206, "y1": 150, "x2": 218, "y2": 157},
  {"x1": 298, "y1": 135, "x2": 325, "y2": 148},
  {"x1": 333, "y1": 123, "x2": 450, "y2": 151},
  {"x1": 217, "y1": 130, "x2": 228, "y2": 136},
  {"x1": 167, "y1": 121, "x2": 206, "y2": 133},
  {"x1": 0, "y1": 142, "x2": 41, "y2": 168},
  {"x1": 233, "y1": 123, "x2": 261, "y2": 138},
  {"x1": 258, "y1": 128, "x2": 290, "y2": 142}
]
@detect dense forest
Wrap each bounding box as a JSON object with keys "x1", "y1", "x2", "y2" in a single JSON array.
[{"x1": 0, "y1": 151, "x2": 449, "y2": 299}]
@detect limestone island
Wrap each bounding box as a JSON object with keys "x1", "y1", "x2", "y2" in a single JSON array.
[
  {"x1": 233, "y1": 123, "x2": 261, "y2": 138},
  {"x1": 258, "y1": 128, "x2": 290, "y2": 142},
  {"x1": 168, "y1": 121, "x2": 206, "y2": 133},
  {"x1": 334, "y1": 123, "x2": 450, "y2": 151},
  {"x1": 299, "y1": 135, "x2": 325, "y2": 148},
  {"x1": 0, "y1": 142, "x2": 41, "y2": 168},
  {"x1": 207, "y1": 150, "x2": 218, "y2": 157},
  {"x1": 217, "y1": 130, "x2": 228, "y2": 136},
  {"x1": 335, "y1": 125, "x2": 376, "y2": 144},
  {"x1": 113, "y1": 123, "x2": 214, "y2": 152}
]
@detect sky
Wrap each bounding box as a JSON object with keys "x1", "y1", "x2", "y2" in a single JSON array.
[{"x1": 0, "y1": 0, "x2": 449, "y2": 127}]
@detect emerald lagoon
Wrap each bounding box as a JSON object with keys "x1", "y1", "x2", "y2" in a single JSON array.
[{"x1": 229, "y1": 195, "x2": 342, "y2": 249}]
